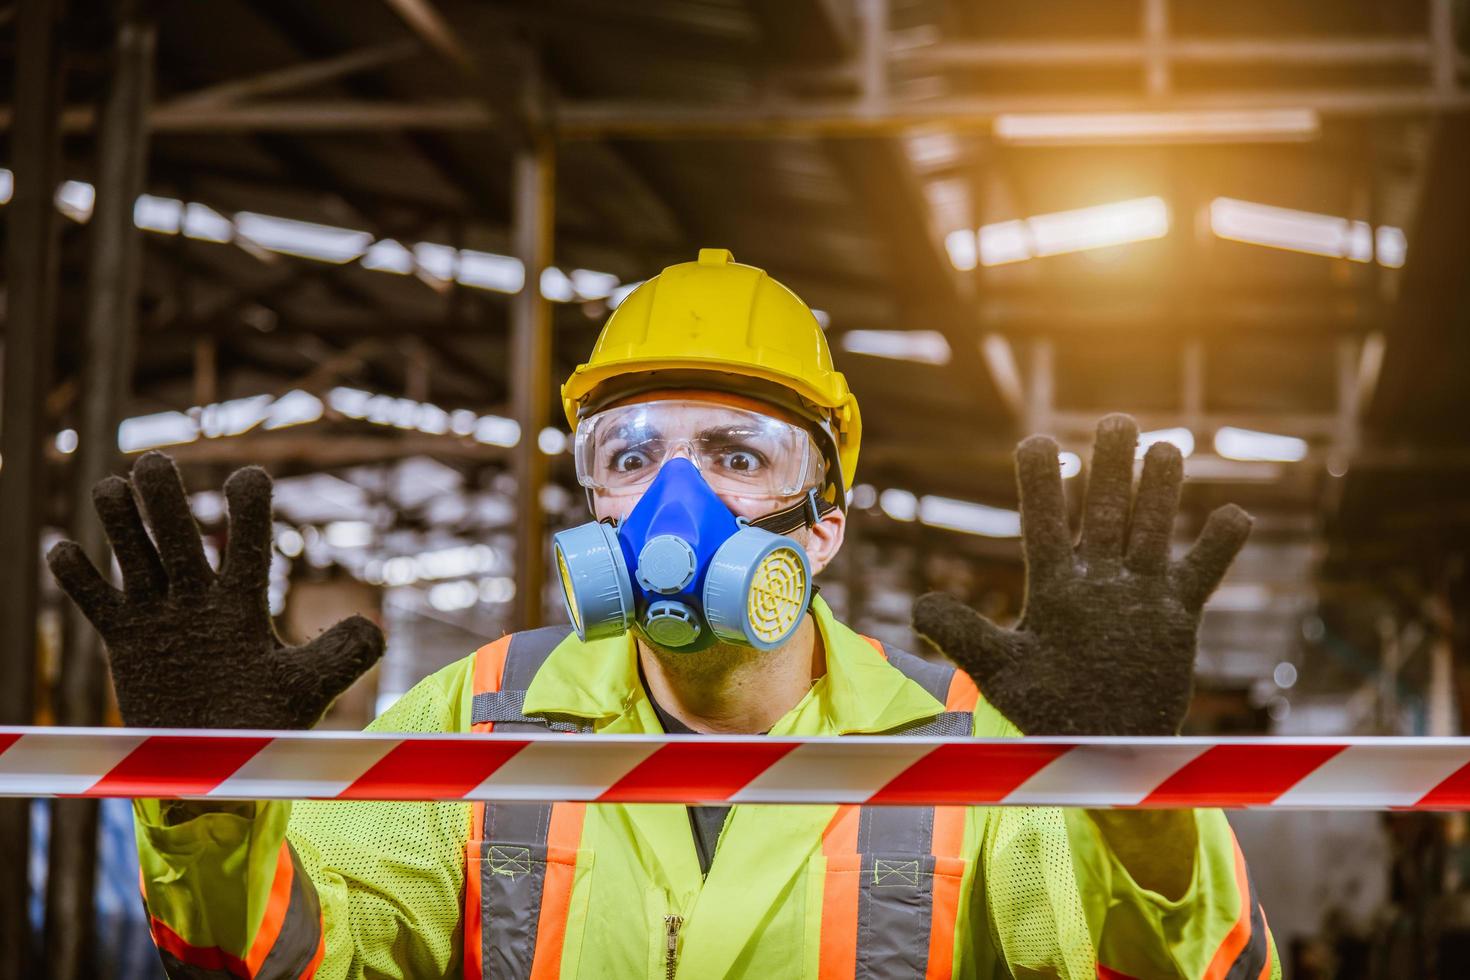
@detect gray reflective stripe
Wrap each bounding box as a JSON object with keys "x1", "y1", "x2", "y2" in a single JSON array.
[
  {"x1": 477, "y1": 627, "x2": 575, "y2": 979},
  {"x1": 156, "y1": 951, "x2": 238, "y2": 979},
  {"x1": 151, "y1": 842, "x2": 321, "y2": 980},
  {"x1": 254, "y1": 843, "x2": 324, "y2": 978},
  {"x1": 472, "y1": 690, "x2": 587, "y2": 732},
  {"x1": 887, "y1": 711, "x2": 971, "y2": 737},
  {"x1": 854, "y1": 806, "x2": 936, "y2": 980},
  {"x1": 882, "y1": 645, "x2": 956, "y2": 703},
  {"x1": 1222, "y1": 856, "x2": 1270, "y2": 980}
]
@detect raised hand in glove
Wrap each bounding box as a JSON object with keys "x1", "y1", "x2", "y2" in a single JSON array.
[
  {"x1": 914, "y1": 414, "x2": 1252, "y2": 736},
  {"x1": 47, "y1": 451, "x2": 384, "y2": 730}
]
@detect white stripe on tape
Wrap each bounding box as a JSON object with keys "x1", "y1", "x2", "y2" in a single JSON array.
[
  {"x1": 1003, "y1": 742, "x2": 1212, "y2": 806},
  {"x1": 728, "y1": 740, "x2": 938, "y2": 804},
  {"x1": 471, "y1": 740, "x2": 662, "y2": 801},
  {"x1": 208, "y1": 735, "x2": 401, "y2": 799},
  {"x1": 1272, "y1": 743, "x2": 1470, "y2": 808},
  {"x1": 0, "y1": 732, "x2": 146, "y2": 796}
]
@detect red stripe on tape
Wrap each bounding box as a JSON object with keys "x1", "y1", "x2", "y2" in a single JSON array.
[
  {"x1": 343, "y1": 739, "x2": 527, "y2": 800},
  {"x1": 0, "y1": 732, "x2": 21, "y2": 756},
  {"x1": 1414, "y1": 761, "x2": 1470, "y2": 808},
  {"x1": 89, "y1": 735, "x2": 271, "y2": 797},
  {"x1": 599, "y1": 741, "x2": 795, "y2": 803},
  {"x1": 1142, "y1": 743, "x2": 1345, "y2": 806},
  {"x1": 868, "y1": 742, "x2": 1070, "y2": 805}
]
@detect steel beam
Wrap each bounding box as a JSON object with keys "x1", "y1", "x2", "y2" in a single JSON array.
[
  {"x1": 162, "y1": 39, "x2": 420, "y2": 109},
  {"x1": 891, "y1": 36, "x2": 1439, "y2": 69},
  {"x1": 509, "y1": 140, "x2": 555, "y2": 631},
  {"x1": 0, "y1": 1, "x2": 65, "y2": 975},
  {"x1": 43, "y1": 12, "x2": 155, "y2": 977},
  {"x1": 16, "y1": 86, "x2": 1470, "y2": 138}
]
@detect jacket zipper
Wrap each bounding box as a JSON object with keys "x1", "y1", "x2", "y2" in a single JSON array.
[{"x1": 663, "y1": 913, "x2": 683, "y2": 980}]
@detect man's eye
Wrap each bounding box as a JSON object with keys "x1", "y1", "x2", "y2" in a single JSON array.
[
  {"x1": 721, "y1": 450, "x2": 763, "y2": 473},
  {"x1": 611, "y1": 450, "x2": 653, "y2": 474}
]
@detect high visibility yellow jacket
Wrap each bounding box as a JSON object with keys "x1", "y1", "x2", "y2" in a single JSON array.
[{"x1": 134, "y1": 597, "x2": 1278, "y2": 979}]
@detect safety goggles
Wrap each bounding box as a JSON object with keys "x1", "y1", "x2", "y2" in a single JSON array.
[{"x1": 573, "y1": 399, "x2": 825, "y2": 498}]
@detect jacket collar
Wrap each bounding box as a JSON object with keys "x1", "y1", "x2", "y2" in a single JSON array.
[{"x1": 521, "y1": 596, "x2": 944, "y2": 735}]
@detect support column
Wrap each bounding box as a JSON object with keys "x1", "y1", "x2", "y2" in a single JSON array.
[
  {"x1": 44, "y1": 8, "x2": 154, "y2": 977},
  {"x1": 509, "y1": 138, "x2": 555, "y2": 631},
  {"x1": 0, "y1": 1, "x2": 66, "y2": 975}
]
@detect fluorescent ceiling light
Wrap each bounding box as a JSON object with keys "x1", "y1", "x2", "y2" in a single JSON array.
[
  {"x1": 474, "y1": 415, "x2": 521, "y2": 448},
  {"x1": 55, "y1": 180, "x2": 96, "y2": 222},
  {"x1": 540, "y1": 267, "x2": 575, "y2": 302},
  {"x1": 1138, "y1": 427, "x2": 1195, "y2": 458},
  {"x1": 811, "y1": 308, "x2": 832, "y2": 329},
  {"x1": 55, "y1": 429, "x2": 79, "y2": 454},
  {"x1": 119, "y1": 411, "x2": 199, "y2": 453},
  {"x1": 324, "y1": 521, "x2": 374, "y2": 549},
  {"x1": 1209, "y1": 198, "x2": 1403, "y2": 267},
  {"x1": 134, "y1": 194, "x2": 183, "y2": 234},
  {"x1": 1375, "y1": 226, "x2": 1407, "y2": 268},
  {"x1": 570, "y1": 268, "x2": 619, "y2": 300},
  {"x1": 413, "y1": 242, "x2": 456, "y2": 281},
  {"x1": 182, "y1": 202, "x2": 233, "y2": 243},
  {"x1": 840, "y1": 329, "x2": 951, "y2": 365},
  {"x1": 235, "y1": 213, "x2": 371, "y2": 264},
  {"x1": 879, "y1": 488, "x2": 918, "y2": 522},
  {"x1": 0, "y1": 168, "x2": 12, "y2": 204},
  {"x1": 980, "y1": 196, "x2": 1168, "y2": 266},
  {"x1": 918, "y1": 495, "x2": 1021, "y2": 538},
  {"x1": 361, "y1": 238, "x2": 414, "y2": 274},
  {"x1": 1058, "y1": 452, "x2": 1082, "y2": 479},
  {"x1": 994, "y1": 109, "x2": 1320, "y2": 145},
  {"x1": 457, "y1": 249, "x2": 524, "y2": 293},
  {"x1": 264, "y1": 390, "x2": 324, "y2": 430},
  {"x1": 1214, "y1": 426, "x2": 1308, "y2": 462},
  {"x1": 945, "y1": 229, "x2": 978, "y2": 271},
  {"x1": 1183, "y1": 456, "x2": 1283, "y2": 482}
]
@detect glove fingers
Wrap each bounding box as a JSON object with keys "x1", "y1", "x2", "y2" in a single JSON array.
[
  {"x1": 221, "y1": 466, "x2": 274, "y2": 590},
  {"x1": 1015, "y1": 435, "x2": 1074, "y2": 582},
  {"x1": 912, "y1": 592, "x2": 1021, "y2": 690},
  {"x1": 132, "y1": 452, "x2": 215, "y2": 593},
  {"x1": 283, "y1": 615, "x2": 385, "y2": 714},
  {"x1": 92, "y1": 476, "x2": 168, "y2": 600},
  {"x1": 1079, "y1": 414, "x2": 1138, "y2": 569},
  {"x1": 1175, "y1": 504, "x2": 1253, "y2": 611},
  {"x1": 1124, "y1": 441, "x2": 1183, "y2": 575},
  {"x1": 47, "y1": 541, "x2": 122, "y2": 628}
]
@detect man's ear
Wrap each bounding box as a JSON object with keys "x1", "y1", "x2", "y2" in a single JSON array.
[{"x1": 805, "y1": 505, "x2": 847, "y2": 575}]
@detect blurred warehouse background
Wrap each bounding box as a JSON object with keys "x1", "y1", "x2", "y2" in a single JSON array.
[{"x1": 2, "y1": 0, "x2": 1470, "y2": 976}]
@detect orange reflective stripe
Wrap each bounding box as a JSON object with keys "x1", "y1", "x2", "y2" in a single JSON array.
[
  {"x1": 1202, "y1": 833, "x2": 1254, "y2": 980},
  {"x1": 464, "y1": 802, "x2": 486, "y2": 980},
  {"x1": 943, "y1": 671, "x2": 979, "y2": 712},
  {"x1": 819, "y1": 805, "x2": 861, "y2": 980},
  {"x1": 471, "y1": 635, "x2": 514, "y2": 729},
  {"x1": 1257, "y1": 932, "x2": 1273, "y2": 980},
  {"x1": 859, "y1": 635, "x2": 887, "y2": 660},
  {"x1": 244, "y1": 842, "x2": 295, "y2": 973},
  {"x1": 149, "y1": 916, "x2": 251, "y2": 976},
  {"x1": 466, "y1": 637, "x2": 513, "y2": 977},
  {"x1": 529, "y1": 802, "x2": 588, "y2": 980},
  {"x1": 924, "y1": 807, "x2": 967, "y2": 980}
]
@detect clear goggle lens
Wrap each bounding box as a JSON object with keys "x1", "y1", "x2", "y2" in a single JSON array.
[{"x1": 574, "y1": 400, "x2": 824, "y2": 498}]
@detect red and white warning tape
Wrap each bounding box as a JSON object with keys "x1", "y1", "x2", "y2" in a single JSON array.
[{"x1": 5, "y1": 727, "x2": 1470, "y2": 809}]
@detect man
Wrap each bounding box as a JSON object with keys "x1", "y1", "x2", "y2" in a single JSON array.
[{"x1": 51, "y1": 248, "x2": 1274, "y2": 978}]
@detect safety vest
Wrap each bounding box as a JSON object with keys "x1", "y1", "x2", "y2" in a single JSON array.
[{"x1": 462, "y1": 626, "x2": 978, "y2": 980}]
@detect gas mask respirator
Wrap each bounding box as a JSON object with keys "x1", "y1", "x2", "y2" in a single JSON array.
[{"x1": 553, "y1": 458, "x2": 814, "y2": 651}]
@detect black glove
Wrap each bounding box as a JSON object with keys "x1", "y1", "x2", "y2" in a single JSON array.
[
  {"x1": 47, "y1": 451, "x2": 384, "y2": 729},
  {"x1": 913, "y1": 414, "x2": 1252, "y2": 735}
]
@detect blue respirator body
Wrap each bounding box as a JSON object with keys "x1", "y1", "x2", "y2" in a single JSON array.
[{"x1": 552, "y1": 458, "x2": 813, "y2": 651}]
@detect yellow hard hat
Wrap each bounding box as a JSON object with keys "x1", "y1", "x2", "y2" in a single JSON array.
[{"x1": 562, "y1": 248, "x2": 861, "y2": 502}]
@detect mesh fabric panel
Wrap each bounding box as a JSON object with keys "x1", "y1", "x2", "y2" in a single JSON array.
[
  {"x1": 982, "y1": 807, "x2": 1096, "y2": 978},
  {"x1": 287, "y1": 672, "x2": 471, "y2": 980}
]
